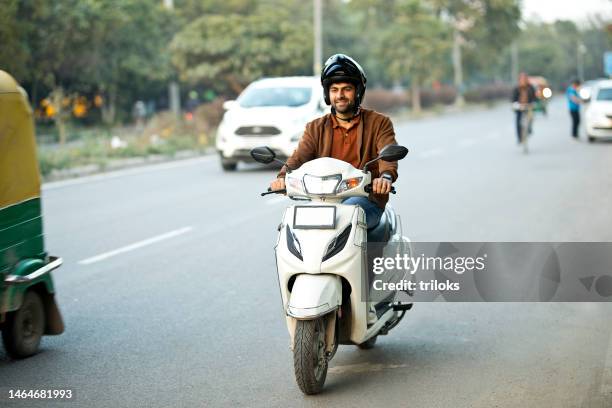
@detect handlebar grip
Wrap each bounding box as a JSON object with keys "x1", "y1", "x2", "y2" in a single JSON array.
[
  {"x1": 365, "y1": 185, "x2": 396, "y2": 194},
  {"x1": 261, "y1": 189, "x2": 286, "y2": 196}
]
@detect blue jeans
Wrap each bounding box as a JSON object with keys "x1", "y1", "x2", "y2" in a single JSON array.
[{"x1": 342, "y1": 197, "x2": 383, "y2": 229}]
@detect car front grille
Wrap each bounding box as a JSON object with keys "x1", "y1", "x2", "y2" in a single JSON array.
[{"x1": 235, "y1": 126, "x2": 281, "y2": 136}]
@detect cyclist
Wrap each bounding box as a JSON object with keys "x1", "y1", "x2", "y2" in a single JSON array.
[{"x1": 511, "y1": 72, "x2": 537, "y2": 144}]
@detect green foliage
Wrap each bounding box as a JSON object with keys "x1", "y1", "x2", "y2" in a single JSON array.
[
  {"x1": 170, "y1": 1, "x2": 312, "y2": 95},
  {"x1": 1, "y1": 0, "x2": 174, "y2": 120},
  {"x1": 374, "y1": 0, "x2": 451, "y2": 85},
  {"x1": 2, "y1": 0, "x2": 610, "y2": 128},
  {"x1": 37, "y1": 132, "x2": 203, "y2": 177},
  {"x1": 0, "y1": 0, "x2": 29, "y2": 81},
  {"x1": 514, "y1": 19, "x2": 611, "y2": 86}
]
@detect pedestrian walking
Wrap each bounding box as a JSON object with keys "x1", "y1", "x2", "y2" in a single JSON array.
[{"x1": 566, "y1": 79, "x2": 582, "y2": 139}]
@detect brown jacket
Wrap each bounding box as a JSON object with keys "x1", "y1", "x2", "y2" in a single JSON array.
[{"x1": 278, "y1": 108, "x2": 399, "y2": 208}]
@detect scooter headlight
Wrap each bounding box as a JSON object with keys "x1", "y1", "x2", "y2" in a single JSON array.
[
  {"x1": 303, "y1": 174, "x2": 342, "y2": 195},
  {"x1": 336, "y1": 177, "x2": 363, "y2": 193},
  {"x1": 286, "y1": 175, "x2": 305, "y2": 194}
]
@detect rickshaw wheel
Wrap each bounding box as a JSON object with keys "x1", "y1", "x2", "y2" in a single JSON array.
[{"x1": 2, "y1": 290, "x2": 45, "y2": 358}]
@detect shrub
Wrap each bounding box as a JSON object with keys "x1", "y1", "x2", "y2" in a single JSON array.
[
  {"x1": 464, "y1": 83, "x2": 513, "y2": 103},
  {"x1": 362, "y1": 88, "x2": 409, "y2": 113}
]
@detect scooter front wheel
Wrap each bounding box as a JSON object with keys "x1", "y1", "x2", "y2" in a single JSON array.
[{"x1": 293, "y1": 317, "x2": 327, "y2": 395}]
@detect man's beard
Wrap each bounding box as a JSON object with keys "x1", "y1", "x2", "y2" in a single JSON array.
[{"x1": 332, "y1": 98, "x2": 356, "y2": 115}]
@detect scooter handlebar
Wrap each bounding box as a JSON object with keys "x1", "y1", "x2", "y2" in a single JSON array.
[
  {"x1": 262, "y1": 185, "x2": 396, "y2": 197},
  {"x1": 365, "y1": 185, "x2": 396, "y2": 194},
  {"x1": 261, "y1": 188, "x2": 287, "y2": 196}
]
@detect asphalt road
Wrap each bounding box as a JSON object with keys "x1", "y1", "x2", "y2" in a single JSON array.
[{"x1": 1, "y1": 97, "x2": 612, "y2": 408}]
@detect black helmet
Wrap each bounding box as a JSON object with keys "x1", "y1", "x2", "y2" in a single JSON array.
[{"x1": 321, "y1": 54, "x2": 367, "y2": 107}]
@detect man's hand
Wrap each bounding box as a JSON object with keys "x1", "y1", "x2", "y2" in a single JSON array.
[
  {"x1": 270, "y1": 178, "x2": 286, "y2": 191},
  {"x1": 372, "y1": 177, "x2": 392, "y2": 194}
]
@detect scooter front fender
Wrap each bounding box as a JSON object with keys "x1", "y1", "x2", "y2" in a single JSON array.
[{"x1": 287, "y1": 274, "x2": 341, "y2": 319}]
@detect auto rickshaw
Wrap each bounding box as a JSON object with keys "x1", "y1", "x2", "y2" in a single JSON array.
[
  {"x1": 0, "y1": 70, "x2": 64, "y2": 358},
  {"x1": 528, "y1": 76, "x2": 552, "y2": 115}
]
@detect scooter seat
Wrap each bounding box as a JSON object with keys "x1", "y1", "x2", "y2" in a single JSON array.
[{"x1": 367, "y1": 211, "x2": 390, "y2": 243}]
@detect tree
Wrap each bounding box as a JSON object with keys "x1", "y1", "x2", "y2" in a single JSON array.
[
  {"x1": 0, "y1": 0, "x2": 30, "y2": 82},
  {"x1": 81, "y1": 0, "x2": 175, "y2": 124},
  {"x1": 374, "y1": 0, "x2": 451, "y2": 113},
  {"x1": 170, "y1": 1, "x2": 312, "y2": 95},
  {"x1": 429, "y1": 0, "x2": 521, "y2": 100},
  {"x1": 1, "y1": 0, "x2": 174, "y2": 133}
]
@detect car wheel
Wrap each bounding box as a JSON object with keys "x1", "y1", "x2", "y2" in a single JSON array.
[{"x1": 219, "y1": 155, "x2": 238, "y2": 171}]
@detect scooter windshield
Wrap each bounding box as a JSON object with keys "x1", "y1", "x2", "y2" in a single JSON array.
[{"x1": 303, "y1": 174, "x2": 341, "y2": 195}]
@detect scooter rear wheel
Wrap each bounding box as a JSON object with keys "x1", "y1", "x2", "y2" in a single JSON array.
[{"x1": 293, "y1": 318, "x2": 327, "y2": 395}]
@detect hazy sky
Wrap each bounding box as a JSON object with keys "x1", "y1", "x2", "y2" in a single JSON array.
[{"x1": 522, "y1": 0, "x2": 611, "y2": 23}]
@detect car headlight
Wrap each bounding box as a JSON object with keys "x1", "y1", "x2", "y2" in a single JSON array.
[
  {"x1": 303, "y1": 174, "x2": 341, "y2": 195},
  {"x1": 336, "y1": 177, "x2": 363, "y2": 193},
  {"x1": 580, "y1": 88, "x2": 591, "y2": 100}
]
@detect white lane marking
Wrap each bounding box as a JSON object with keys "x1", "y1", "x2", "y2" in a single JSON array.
[
  {"x1": 329, "y1": 362, "x2": 407, "y2": 374},
  {"x1": 78, "y1": 226, "x2": 193, "y2": 265},
  {"x1": 458, "y1": 138, "x2": 477, "y2": 147},
  {"x1": 601, "y1": 330, "x2": 612, "y2": 397},
  {"x1": 417, "y1": 148, "x2": 442, "y2": 158},
  {"x1": 266, "y1": 195, "x2": 287, "y2": 205},
  {"x1": 43, "y1": 156, "x2": 216, "y2": 191}
]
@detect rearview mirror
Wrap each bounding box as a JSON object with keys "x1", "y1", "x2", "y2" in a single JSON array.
[
  {"x1": 362, "y1": 144, "x2": 409, "y2": 172},
  {"x1": 379, "y1": 144, "x2": 409, "y2": 162},
  {"x1": 250, "y1": 146, "x2": 277, "y2": 164}
]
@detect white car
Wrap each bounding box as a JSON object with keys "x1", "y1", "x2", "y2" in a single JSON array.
[
  {"x1": 585, "y1": 79, "x2": 612, "y2": 142},
  {"x1": 216, "y1": 76, "x2": 328, "y2": 171}
]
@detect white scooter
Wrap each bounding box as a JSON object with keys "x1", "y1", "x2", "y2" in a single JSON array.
[{"x1": 251, "y1": 144, "x2": 413, "y2": 395}]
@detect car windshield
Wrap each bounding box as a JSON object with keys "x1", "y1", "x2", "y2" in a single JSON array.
[
  {"x1": 596, "y1": 88, "x2": 612, "y2": 101},
  {"x1": 239, "y1": 86, "x2": 312, "y2": 108}
]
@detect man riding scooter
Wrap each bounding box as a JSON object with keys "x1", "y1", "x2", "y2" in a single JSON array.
[{"x1": 269, "y1": 54, "x2": 400, "y2": 325}]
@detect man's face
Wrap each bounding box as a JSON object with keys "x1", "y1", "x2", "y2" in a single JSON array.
[{"x1": 329, "y1": 82, "x2": 356, "y2": 114}]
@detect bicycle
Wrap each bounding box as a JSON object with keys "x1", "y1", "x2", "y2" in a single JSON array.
[{"x1": 513, "y1": 102, "x2": 533, "y2": 154}]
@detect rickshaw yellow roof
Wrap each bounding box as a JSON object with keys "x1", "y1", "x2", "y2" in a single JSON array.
[
  {"x1": 0, "y1": 70, "x2": 20, "y2": 94},
  {"x1": 0, "y1": 70, "x2": 41, "y2": 209}
]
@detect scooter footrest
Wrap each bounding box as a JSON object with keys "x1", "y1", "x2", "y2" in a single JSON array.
[{"x1": 392, "y1": 302, "x2": 413, "y2": 311}]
